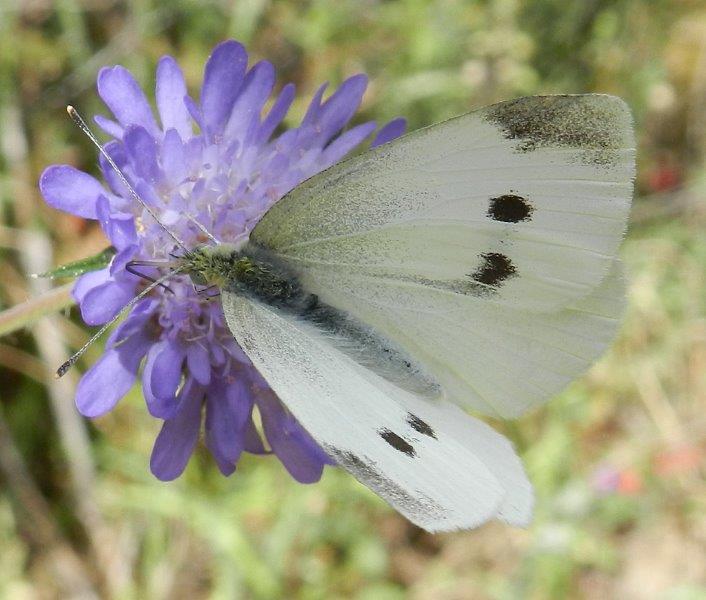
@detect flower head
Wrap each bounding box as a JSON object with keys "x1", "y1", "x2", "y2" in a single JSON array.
[{"x1": 40, "y1": 40, "x2": 405, "y2": 481}]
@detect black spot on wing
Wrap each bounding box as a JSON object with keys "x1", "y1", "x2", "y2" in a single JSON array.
[
  {"x1": 407, "y1": 413, "x2": 437, "y2": 439},
  {"x1": 488, "y1": 194, "x2": 533, "y2": 223},
  {"x1": 470, "y1": 253, "x2": 517, "y2": 288},
  {"x1": 378, "y1": 428, "x2": 416, "y2": 457}
]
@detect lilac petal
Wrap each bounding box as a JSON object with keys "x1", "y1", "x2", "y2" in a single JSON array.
[
  {"x1": 256, "y1": 83, "x2": 295, "y2": 145},
  {"x1": 301, "y1": 82, "x2": 328, "y2": 128},
  {"x1": 73, "y1": 268, "x2": 110, "y2": 303},
  {"x1": 320, "y1": 121, "x2": 376, "y2": 167},
  {"x1": 39, "y1": 165, "x2": 105, "y2": 219},
  {"x1": 316, "y1": 74, "x2": 368, "y2": 141},
  {"x1": 75, "y1": 326, "x2": 151, "y2": 417},
  {"x1": 96, "y1": 196, "x2": 137, "y2": 250},
  {"x1": 205, "y1": 377, "x2": 252, "y2": 464},
  {"x1": 123, "y1": 126, "x2": 161, "y2": 185},
  {"x1": 161, "y1": 129, "x2": 187, "y2": 187},
  {"x1": 97, "y1": 66, "x2": 159, "y2": 136},
  {"x1": 150, "y1": 378, "x2": 203, "y2": 481},
  {"x1": 183, "y1": 95, "x2": 206, "y2": 133},
  {"x1": 156, "y1": 56, "x2": 192, "y2": 139},
  {"x1": 186, "y1": 343, "x2": 211, "y2": 386},
  {"x1": 259, "y1": 393, "x2": 329, "y2": 483},
  {"x1": 211, "y1": 450, "x2": 237, "y2": 476},
  {"x1": 134, "y1": 180, "x2": 161, "y2": 209},
  {"x1": 142, "y1": 344, "x2": 180, "y2": 419},
  {"x1": 243, "y1": 417, "x2": 267, "y2": 454},
  {"x1": 372, "y1": 117, "x2": 407, "y2": 147},
  {"x1": 93, "y1": 115, "x2": 124, "y2": 139},
  {"x1": 223, "y1": 61, "x2": 275, "y2": 141},
  {"x1": 200, "y1": 40, "x2": 248, "y2": 136},
  {"x1": 109, "y1": 244, "x2": 138, "y2": 277},
  {"x1": 80, "y1": 279, "x2": 135, "y2": 325},
  {"x1": 107, "y1": 213, "x2": 137, "y2": 251},
  {"x1": 150, "y1": 340, "x2": 185, "y2": 400},
  {"x1": 106, "y1": 296, "x2": 156, "y2": 345},
  {"x1": 97, "y1": 141, "x2": 132, "y2": 203}
]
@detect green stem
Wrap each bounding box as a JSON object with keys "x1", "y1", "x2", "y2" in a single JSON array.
[{"x1": 0, "y1": 284, "x2": 75, "y2": 338}]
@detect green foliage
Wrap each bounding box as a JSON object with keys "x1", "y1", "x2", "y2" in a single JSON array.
[{"x1": 33, "y1": 246, "x2": 115, "y2": 280}]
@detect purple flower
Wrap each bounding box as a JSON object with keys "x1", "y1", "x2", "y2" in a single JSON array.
[{"x1": 39, "y1": 40, "x2": 406, "y2": 482}]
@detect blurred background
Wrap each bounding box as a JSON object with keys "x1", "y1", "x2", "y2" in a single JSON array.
[{"x1": 0, "y1": 0, "x2": 705, "y2": 598}]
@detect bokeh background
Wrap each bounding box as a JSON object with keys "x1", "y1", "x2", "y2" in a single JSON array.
[{"x1": 0, "y1": 1, "x2": 705, "y2": 598}]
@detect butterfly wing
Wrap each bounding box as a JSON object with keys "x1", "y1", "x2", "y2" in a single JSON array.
[
  {"x1": 246, "y1": 94, "x2": 633, "y2": 417},
  {"x1": 221, "y1": 289, "x2": 532, "y2": 532},
  {"x1": 250, "y1": 94, "x2": 634, "y2": 313}
]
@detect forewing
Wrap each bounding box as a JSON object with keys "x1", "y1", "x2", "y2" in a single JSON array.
[
  {"x1": 250, "y1": 94, "x2": 634, "y2": 312},
  {"x1": 221, "y1": 290, "x2": 533, "y2": 532}
]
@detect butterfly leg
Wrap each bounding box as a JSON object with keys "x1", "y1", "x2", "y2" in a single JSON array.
[
  {"x1": 125, "y1": 260, "x2": 176, "y2": 294},
  {"x1": 194, "y1": 283, "x2": 220, "y2": 298}
]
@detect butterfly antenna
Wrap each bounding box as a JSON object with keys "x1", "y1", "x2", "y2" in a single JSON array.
[
  {"x1": 185, "y1": 214, "x2": 220, "y2": 245},
  {"x1": 55, "y1": 265, "x2": 186, "y2": 378},
  {"x1": 66, "y1": 105, "x2": 188, "y2": 253}
]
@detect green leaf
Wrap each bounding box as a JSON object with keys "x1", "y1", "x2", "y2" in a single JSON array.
[{"x1": 32, "y1": 246, "x2": 116, "y2": 280}]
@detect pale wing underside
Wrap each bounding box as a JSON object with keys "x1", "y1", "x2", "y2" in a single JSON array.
[
  {"x1": 222, "y1": 290, "x2": 533, "y2": 532},
  {"x1": 291, "y1": 258, "x2": 626, "y2": 418},
  {"x1": 250, "y1": 95, "x2": 635, "y2": 313}
]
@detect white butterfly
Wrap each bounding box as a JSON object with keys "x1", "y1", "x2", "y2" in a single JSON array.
[
  {"x1": 206, "y1": 94, "x2": 635, "y2": 532},
  {"x1": 65, "y1": 94, "x2": 635, "y2": 532}
]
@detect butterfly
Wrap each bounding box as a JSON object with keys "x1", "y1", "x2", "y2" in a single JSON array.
[{"x1": 62, "y1": 94, "x2": 635, "y2": 533}]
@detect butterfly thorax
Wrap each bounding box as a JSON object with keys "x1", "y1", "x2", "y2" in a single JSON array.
[{"x1": 184, "y1": 244, "x2": 317, "y2": 311}]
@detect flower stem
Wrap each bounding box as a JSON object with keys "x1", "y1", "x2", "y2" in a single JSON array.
[{"x1": 0, "y1": 283, "x2": 75, "y2": 338}]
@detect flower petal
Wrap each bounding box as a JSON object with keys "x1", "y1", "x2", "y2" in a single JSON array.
[
  {"x1": 256, "y1": 82, "x2": 295, "y2": 145},
  {"x1": 186, "y1": 343, "x2": 211, "y2": 386},
  {"x1": 75, "y1": 325, "x2": 151, "y2": 417},
  {"x1": 142, "y1": 344, "x2": 180, "y2": 419},
  {"x1": 223, "y1": 60, "x2": 275, "y2": 142},
  {"x1": 201, "y1": 40, "x2": 248, "y2": 137},
  {"x1": 39, "y1": 165, "x2": 105, "y2": 219},
  {"x1": 150, "y1": 378, "x2": 203, "y2": 481},
  {"x1": 73, "y1": 268, "x2": 110, "y2": 303},
  {"x1": 123, "y1": 126, "x2": 161, "y2": 185},
  {"x1": 150, "y1": 340, "x2": 185, "y2": 400},
  {"x1": 80, "y1": 279, "x2": 136, "y2": 325},
  {"x1": 210, "y1": 450, "x2": 237, "y2": 476},
  {"x1": 316, "y1": 74, "x2": 368, "y2": 142},
  {"x1": 96, "y1": 195, "x2": 137, "y2": 250},
  {"x1": 301, "y1": 82, "x2": 328, "y2": 128},
  {"x1": 205, "y1": 377, "x2": 252, "y2": 465},
  {"x1": 259, "y1": 391, "x2": 330, "y2": 483},
  {"x1": 97, "y1": 140, "x2": 132, "y2": 205},
  {"x1": 93, "y1": 115, "x2": 124, "y2": 139},
  {"x1": 371, "y1": 117, "x2": 407, "y2": 147},
  {"x1": 243, "y1": 416, "x2": 267, "y2": 454},
  {"x1": 161, "y1": 129, "x2": 187, "y2": 187},
  {"x1": 109, "y1": 245, "x2": 138, "y2": 277},
  {"x1": 97, "y1": 66, "x2": 159, "y2": 136},
  {"x1": 320, "y1": 121, "x2": 376, "y2": 167},
  {"x1": 156, "y1": 56, "x2": 192, "y2": 140}
]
